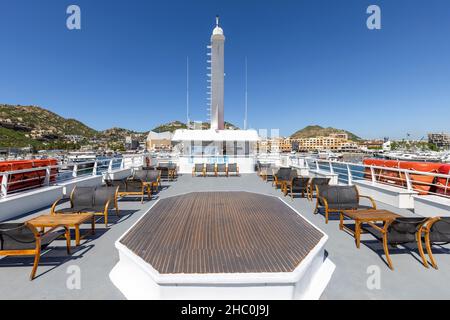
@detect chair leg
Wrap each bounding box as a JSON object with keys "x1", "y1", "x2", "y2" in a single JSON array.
[
  {"x1": 424, "y1": 233, "x2": 438, "y2": 269},
  {"x1": 313, "y1": 200, "x2": 319, "y2": 214},
  {"x1": 325, "y1": 210, "x2": 329, "y2": 224},
  {"x1": 30, "y1": 251, "x2": 41, "y2": 280},
  {"x1": 416, "y1": 231, "x2": 429, "y2": 268},
  {"x1": 115, "y1": 199, "x2": 120, "y2": 216},
  {"x1": 383, "y1": 235, "x2": 394, "y2": 270},
  {"x1": 65, "y1": 227, "x2": 71, "y2": 254}
]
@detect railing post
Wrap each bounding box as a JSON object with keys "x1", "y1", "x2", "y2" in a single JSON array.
[
  {"x1": 44, "y1": 167, "x2": 51, "y2": 186},
  {"x1": 1, "y1": 173, "x2": 8, "y2": 197},
  {"x1": 92, "y1": 161, "x2": 98, "y2": 176},
  {"x1": 329, "y1": 161, "x2": 334, "y2": 174},
  {"x1": 108, "y1": 159, "x2": 113, "y2": 172},
  {"x1": 404, "y1": 170, "x2": 413, "y2": 191},
  {"x1": 72, "y1": 164, "x2": 78, "y2": 178},
  {"x1": 347, "y1": 164, "x2": 353, "y2": 185},
  {"x1": 315, "y1": 160, "x2": 320, "y2": 171},
  {"x1": 370, "y1": 166, "x2": 376, "y2": 184},
  {"x1": 120, "y1": 158, "x2": 125, "y2": 169}
]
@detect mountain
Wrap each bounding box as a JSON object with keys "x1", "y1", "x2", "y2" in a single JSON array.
[
  {"x1": 0, "y1": 104, "x2": 148, "y2": 150},
  {"x1": 0, "y1": 104, "x2": 97, "y2": 138},
  {"x1": 152, "y1": 121, "x2": 239, "y2": 133},
  {"x1": 290, "y1": 125, "x2": 362, "y2": 141},
  {"x1": 101, "y1": 127, "x2": 148, "y2": 141}
]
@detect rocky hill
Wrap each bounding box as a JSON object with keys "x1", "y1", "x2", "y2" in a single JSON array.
[
  {"x1": 0, "y1": 104, "x2": 148, "y2": 149},
  {"x1": 0, "y1": 104, "x2": 97, "y2": 138},
  {"x1": 290, "y1": 125, "x2": 361, "y2": 141},
  {"x1": 152, "y1": 121, "x2": 239, "y2": 133}
]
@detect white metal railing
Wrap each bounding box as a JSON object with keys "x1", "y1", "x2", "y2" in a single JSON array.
[
  {"x1": 297, "y1": 157, "x2": 450, "y2": 199},
  {"x1": 0, "y1": 154, "x2": 149, "y2": 198}
]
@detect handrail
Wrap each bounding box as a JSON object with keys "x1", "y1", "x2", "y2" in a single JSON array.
[
  {"x1": 297, "y1": 157, "x2": 450, "y2": 199},
  {"x1": 0, "y1": 154, "x2": 149, "y2": 198}
]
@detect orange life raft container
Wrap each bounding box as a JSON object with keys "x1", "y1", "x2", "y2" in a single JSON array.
[
  {"x1": 0, "y1": 159, "x2": 58, "y2": 193},
  {"x1": 363, "y1": 159, "x2": 445, "y2": 195}
]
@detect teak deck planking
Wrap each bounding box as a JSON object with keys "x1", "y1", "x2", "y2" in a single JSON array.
[{"x1": 120, "y1": 192, "x2": 323, "y2": 274}]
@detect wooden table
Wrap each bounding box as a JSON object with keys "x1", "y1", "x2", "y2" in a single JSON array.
[
  {"x1": 28, "y1": 213, "x2": 95, "y2": 247},
  {"x1": 340, "y1": 209, "x2": 402, "y2": 249}
]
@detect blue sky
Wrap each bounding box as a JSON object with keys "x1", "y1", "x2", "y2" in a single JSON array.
[{"x1": 0, "y1": 0, "x2": 449, "y2": 139}]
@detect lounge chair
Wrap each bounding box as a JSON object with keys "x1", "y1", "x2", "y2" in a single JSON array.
[
  {"x1": 125, "y1": 170, "x2": 155, "y2": 203},
  {"x1": 315, "y1": 185, "x2": 377, "y2": 223},
  {"x1": 192, "y1": 164, "x2": 205, "y2": 177},
  {"x1": 273, "y1": 167, "x2": 293, "y2": 189},
  {"x1": 422, "y1": 217, "x2": 450, "y2": 269},
  {"x1": 257, "y1": 163, "x2": 269, "y2": 179},
  {"x1": 262, "y1": 166, "x2": 276, "y2": 182},
  {"x1": 216, "y1": 163, "x2": 227, "y2": 177},
  {"x1": 364, "y1": 217, "x2": 429, "y2": 270},
  {"x1": 205, "y1": 164, "x2": 216, "y2": 177},
  {"x1": 308, "y1": 177, "x2": 331, "y2": 201},
  {"x1": 145, "y1": 169, "x2": 161, "y2": 193},
  {"x1": 51, "y1": 186, "x2": 119, "y2": 227},
  {"x1": 227, "y1": 163, "x2": 239, "y2": 176},
  {"x1": 157, "y1": 163, "x2": 170, "y2": 181},
  {"x1": 285, "y1": 176, "x2": 310, "y2": 199},
  {"x1": 0, "y1": 223, "x2": 70, "y2": 280}
]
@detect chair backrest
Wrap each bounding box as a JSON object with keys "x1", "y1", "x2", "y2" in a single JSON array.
[
  {"x1": 311, "y1": 177, "x2": 331, "y2": 188},
  {"x1": 387, "y1": 218, "x2": 428, "y2": 244},
  {"x1": 0, "y1": 223, "x2": 36, "y2": 250},
  {"x1": 228, "y1": 163, "x2": 237, "y2": 172},
  {"x1": 206, "y1": 164, "x2": 216, "y2": 172},
  {"x1": 429, "y1": 217, "x2": 450, "y2": 243},
  {"x1": 71, "y1": 186, "x2": 95, "y2": 208},
  {"x1": 276, "y1": 167, "x2": 292, "y2": 180},
  {"x1": 146, "y1": 170, "x2": 161, "y2": 182},
  {"x1": 317, "y1": 185, "x2": 359, "y2": 207},
  {"x1": 289, "y1": 169, "x2": 298, "y2": 179},
  {"x1": 293, "y1": 176, "x2": 310, "y2": 188},
  {"x1": 132, "y1": 170, "x2": 148, "y2": 181},
  {"x1": 217, "y1": 163, "x2": 227, "y2": 172},
  {"x1": 94, "y1": 186, "x2": 118, "y2": 208},
  {"x1": 194, "y1": 164, "x2": 204, "y2": 172}
]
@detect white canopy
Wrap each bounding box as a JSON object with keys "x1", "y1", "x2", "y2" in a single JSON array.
[{"x1": 172, "y1": 129, "x2": 260, "y2": 142}]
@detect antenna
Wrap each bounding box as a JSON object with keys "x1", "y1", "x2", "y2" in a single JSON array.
[
  {"x1": 244, "y1": 57, "x2": 248, "y2": 130},
  {"x1": 186, "y1": 56, "x2": 190, "y2": 129}
]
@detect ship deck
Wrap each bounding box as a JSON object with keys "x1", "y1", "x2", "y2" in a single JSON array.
[
  {"x1": 1, "y1": 174, "x2": 450, "y2": 299},
  {"x1": 119, "y1": 192, "x2": 324, "y2": 274}
]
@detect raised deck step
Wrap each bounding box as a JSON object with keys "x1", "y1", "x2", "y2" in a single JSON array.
[
  {"x1": 0, "y1": 186, "x2": 63, "y2": 221},
  {"x1": 414, "y1": 195, "x2": 450, "y2": 217},
  {"x1": 353, "y1": 180, "x2": 418, "y2": 209}
]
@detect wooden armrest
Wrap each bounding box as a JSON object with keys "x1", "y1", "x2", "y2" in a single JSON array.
[
  {"x1": 422, "y1": 217, "x2": 441, "y2": 233},
  {"x1": 50, "y1": 198, "x2": 65, "y2": 214},
  {"x1": 103, "y1": 200, "x2": 112, "y2": 214},
  {"x1": 318, "y1": 196, "x2": 328, "y2": 209},
  {"x1": 359, "y1": 195, "x2": 377, "y2": 209}
]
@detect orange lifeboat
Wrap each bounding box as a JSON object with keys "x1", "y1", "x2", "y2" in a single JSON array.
[
  {"x1": 0, "y1": 159, "x2": 58, "y2": 193},
  {"x1": 363, "y1": 159, "x2": 446, "y2": 195},
  {"x1": 436, "y1": 164, "x2": 450, "y2": 196}
]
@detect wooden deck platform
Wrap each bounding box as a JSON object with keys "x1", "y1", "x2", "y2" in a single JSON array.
[{"x1": 120, "y1": 192, "x2": 324, "y2": 274}]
